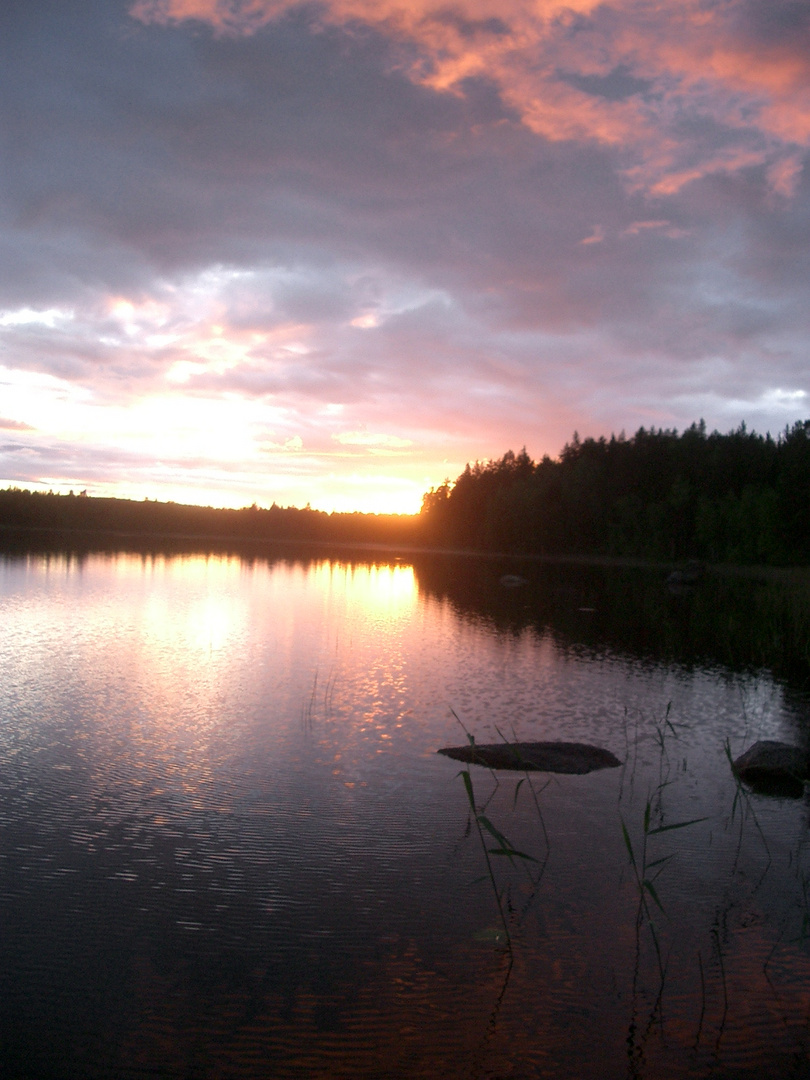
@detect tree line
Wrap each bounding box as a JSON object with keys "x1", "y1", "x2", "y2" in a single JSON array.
[
  {"x1": 420, "y1": 420, "x2": 810, "y2": 565},
  {"x1": 0, "y1": 490, "x2": 422, "y2": 548},
  {"x1": 2, "y1": 419, "x2": 809, "y2": 564}
]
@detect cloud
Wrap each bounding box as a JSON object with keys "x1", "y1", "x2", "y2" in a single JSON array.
[
  {"x1": 0, "y1": 417, "x2": 34, "y2": 431},
  {"x1": 130, "y1": 0, "x2": 810, "y2": 197},
  {"x1": 333, "y1": 430, "x2": 413, "y2": 449},
  {"x1": 0, "y1": 0, "x2": 808, "y2": 510},
  {"x1": 766, "y1": 154, "x2": 804, "y2": 200},
  {"x1": 580, "y1": 226, "x2": 606, "y2": 246}
]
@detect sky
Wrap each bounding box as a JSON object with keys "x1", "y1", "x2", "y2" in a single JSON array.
[{"x1": 2, "y1": 0, "x2": 810, "y2": 514}]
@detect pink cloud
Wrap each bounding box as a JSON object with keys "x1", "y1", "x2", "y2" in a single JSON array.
[
  {"x1": 766, "y1": 154, "x2": 804, "y2": 200},
  {"x1": 580, "y1": 225, "x2": 605, "y2": 245},
  {"x1": 0, "y1": 417, "x2": 35, "y2": 431},
  {"x1": 130, "y1": 0, "x2": 810, "y2": 198}
]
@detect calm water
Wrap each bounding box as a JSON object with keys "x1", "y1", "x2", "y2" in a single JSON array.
[{"x1": 2, "y1": 544, "x2": 810, "y2": 1079}]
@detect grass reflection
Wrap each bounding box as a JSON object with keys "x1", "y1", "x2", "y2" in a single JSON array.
[{"x1": 412, "y1": 555, "x2": 810, "y2": 686}]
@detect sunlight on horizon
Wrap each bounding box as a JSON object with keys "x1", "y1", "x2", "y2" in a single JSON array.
[
  {"x1": 0, "y1": 472, "x2": 427, "y2": 515},
  {"x1": 0, "y1": 357, "x2": 442, "y2": 515}
]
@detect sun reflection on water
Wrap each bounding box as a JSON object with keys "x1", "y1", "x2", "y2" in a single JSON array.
[{"x1": 305, "y1": 558, "x2": 416, "y2": 609}]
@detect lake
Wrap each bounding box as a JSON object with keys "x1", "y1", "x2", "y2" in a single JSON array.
[{"x1": 2, "y1": 539, "x2": 810, "y2": 1079}]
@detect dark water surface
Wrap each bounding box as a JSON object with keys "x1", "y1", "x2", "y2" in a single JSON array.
[{"x1": 2, "y1": 543, "x2": 810, "y2": 1078}]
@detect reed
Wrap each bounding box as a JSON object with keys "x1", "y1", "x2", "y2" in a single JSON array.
[
  {"x1": 448, "y1": 709, "x2": 545, "y2": 950},
  {"x1": 457, "y1": 733, "x2": 538, "y2": 952},
  {"x1": 620, "y1": 796, "x2": 707, "y2": 979},
  {"x1": 449, "y1": 700, "x2": 810, "y2": 1075}
]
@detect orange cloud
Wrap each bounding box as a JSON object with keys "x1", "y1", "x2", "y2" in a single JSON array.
[{"x1": 130, "y1": 0, "x2": 810, "y2": 198}]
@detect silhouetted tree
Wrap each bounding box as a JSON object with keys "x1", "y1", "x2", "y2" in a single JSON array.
[{"x1": 417, "y1": 420, "x2": 810, "y2": 565}]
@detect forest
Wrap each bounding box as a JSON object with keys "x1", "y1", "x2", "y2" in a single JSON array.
[
  {"x1": 1, "y1": 419, "x2": 809, "y2": 566},
  {"x1": 0, "y1": 489, "x2": 422, "y2": 548},
  {"x1": 420, "y1": 419, "x2": 810, "y2": 565}
]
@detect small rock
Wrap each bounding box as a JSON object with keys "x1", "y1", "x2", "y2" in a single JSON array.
[
  {"x1": 438, "y1": 740, "x2": 621, "y2": 774},
  {"x1": 732, "y1": 740, "x2": 810, "y2": 796},
  {"x1": 667, "y1": 560, "x2": 705, "y2": 588},
  {"x1": 499, "y1": 574, "x2": 528, "y2": 588}
]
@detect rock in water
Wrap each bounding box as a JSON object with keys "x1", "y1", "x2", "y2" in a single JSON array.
[
  {"x1": 437, "y1": 741, "x2": 621, "y2": 774},
  {"x1": 732, "y1": 740, "x2": 810, "y2": 796}
]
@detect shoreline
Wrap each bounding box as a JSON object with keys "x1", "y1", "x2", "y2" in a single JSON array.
[{"x1": 1, "y1": 523, "x2": 808, "y2": 583}]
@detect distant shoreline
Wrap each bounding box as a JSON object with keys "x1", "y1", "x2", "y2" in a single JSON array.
[{"x1": 2, "y1": 523, "x2": 807, "y2": 583}]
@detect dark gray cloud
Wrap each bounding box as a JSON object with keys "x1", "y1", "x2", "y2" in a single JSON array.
[
  {"x1": 733, "y1": 0, "x2": 810, "y2": 47},
  {"x1": 559, "y1": 65, "x2": 651, "y2": 102}
]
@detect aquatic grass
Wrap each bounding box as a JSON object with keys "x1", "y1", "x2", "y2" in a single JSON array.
[
  {"x1": 447, "y1": 718, "x2": 556, "y2": 1077},
  {"x1": 494, "y1": 723, "x2": 551, "y2": 855},
  {"x1": 301, "y1": 661, "x2": 341, "y2": 728},
  {"x1": 449, "y1": 710, "x2": 550, "y2": 858},
  {"x1": 652, "y1": 702, "x2": 678, "y2": 795},
  {"x1": 723, "y1": 736, "x2": 772, "y2": 876},
  {"x1": 447, "y1": 711, "x2": 546, "y2": 950},
  {"x1": 724, "y1": 737, "x2": 810, "y2": 998},
  {"x1": 693, "y1": 949, "x2": 707, "y2": 1053},
  {"x1": 457, "y1": 736, "x2": 540, "y2": 952},
  {"x1": 710, "y1": 919, "x2": 729, "y2": 1043},
  {"x1": 458, "y1": 761, "x2": 510, "y2": 949},
  {"x1": 619, "y1": 701, "x2": 679, "y2": 810},
  {"x1": 794, "y1": 868, "x2": 810, "y2": 948},
  {"x1": 301, "y1": 667, "x2": 319, "y2": 729},
  {"x1": 323, "y1": 663, "x2": 340, "y2": 719},
  {"x1": 620, "y1": 706, "x2": 708, "y2": 1067},
  {"x1": 447, "y1": 698, "x2": 810, "y2": 1075},
  {"x1": 620, "y1": 798, "x2": 708, "y2": 980},
  {"x1": 620, "y1": 704, "x2": 704, "y2": 929},
  {"x1": 480, "y1": 724, "x2": 553, "y2": 931},
  {"x1": 618, "y1": 705, "x2": 639, "y2": 804}
]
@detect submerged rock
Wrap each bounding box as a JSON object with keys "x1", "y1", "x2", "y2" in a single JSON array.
[
  {"x1": 499, "y1": 574, "x2": 528, "y2": 588},
  {"x1": 666, "y1": 560, "x2": 705, "y2": 586},
  {"x1": 437, "y1": 740, "x2": 621, "y2": 774},
  {"x1": 732, "y1": 740, "x2": 810, "y2": 797}
]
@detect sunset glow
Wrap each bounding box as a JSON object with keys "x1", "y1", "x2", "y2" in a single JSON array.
[{"x1": 2, "y1": 0, "x2": 809, "y2": 511}]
